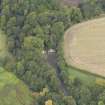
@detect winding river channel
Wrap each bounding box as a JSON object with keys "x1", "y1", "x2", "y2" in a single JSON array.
[{"x1": 47, "y1": 51, "x2": 69, "y2": 96}]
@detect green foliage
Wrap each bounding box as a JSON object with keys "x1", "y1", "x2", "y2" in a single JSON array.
[
  {"x1": 51, "y1": 22, "x2": 64, "y2": 48},
  {"x1": 23, "y1": 36, "x2": 43, "y2": 51},
  {"x1": 0, "y1": 15, "x2": 6, "y2": 29},
  {"x1": 98, "y1": 101, "x2": 104, "y2": 105},
  {"x1": 79, "y1": 0, "x2": 104, "y2": 19},
  {"x1": 1, "y1": 0, "x2": 78, "y2": 103},
  {"x1": 1, "y1": 0, "x2": 105, "y2": 105},
  {"x1": 70, "y1": 7, "x2": 83, "y2": 23}
]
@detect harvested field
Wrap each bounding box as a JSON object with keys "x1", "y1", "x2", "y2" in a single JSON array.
[{"x1": 64, "y1": 17, "x2": 105, "y2": 77}]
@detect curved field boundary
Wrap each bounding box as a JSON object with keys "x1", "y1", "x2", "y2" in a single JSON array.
[{"x1": 64, "y1": 17, "x2": 105, "y2": 77}]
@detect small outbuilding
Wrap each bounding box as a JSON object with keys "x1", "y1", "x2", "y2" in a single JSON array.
[{"x1": 48, "y1": 49, "x2": 56, "y2": 53}]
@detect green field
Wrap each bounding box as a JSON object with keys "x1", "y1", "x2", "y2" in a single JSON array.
[
  {"x1": 68, "y1": 66, "x2": 105, "y2": 86},
  {"x1": 0, "y1": 67, "x2": 33, "y2": 105}
]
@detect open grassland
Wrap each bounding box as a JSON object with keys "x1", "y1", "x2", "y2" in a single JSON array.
[
  {"x1": 64, "y1": 17, "x2": 105, "y2": 77},
  {"x1": 68, "y1": 65, "x2": 105, "y2": 86},
  {"x1": 0, "y1": 67, "x2": 33, "y2": 105}
]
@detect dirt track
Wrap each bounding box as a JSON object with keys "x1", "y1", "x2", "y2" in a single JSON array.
[{"x1": 64, "y1": 17, "x2": 105, "y2": 77}]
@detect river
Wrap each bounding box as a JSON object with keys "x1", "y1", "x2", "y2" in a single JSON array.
[{"x1": 47, "y1": 51, "x2": 69, "y2": 96}]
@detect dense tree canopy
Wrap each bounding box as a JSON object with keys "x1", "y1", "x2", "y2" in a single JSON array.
[{"x1": 1, "y1": 0, "x2": 105, "y2": 105}]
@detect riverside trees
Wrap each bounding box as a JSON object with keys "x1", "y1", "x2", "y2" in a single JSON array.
[{"x1": 1, "y1": 0, "x2": 105, "y2": 105}]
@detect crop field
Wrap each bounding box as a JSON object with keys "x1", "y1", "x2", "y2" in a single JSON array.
[{"x1": 64, "y1": 17, "x2": 105, "y2": 77}]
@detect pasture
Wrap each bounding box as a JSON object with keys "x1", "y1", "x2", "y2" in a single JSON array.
[
  {"x1": 0, "y1": 67, "x2": 33, "y2": 105},
  {"x1": 64, "y1": 17, "x2": 105, "y2": 77}
]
